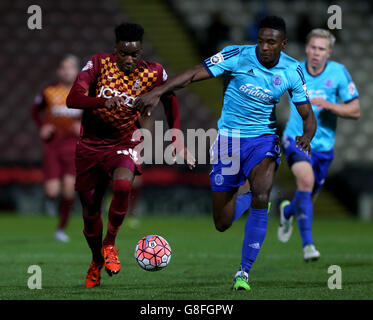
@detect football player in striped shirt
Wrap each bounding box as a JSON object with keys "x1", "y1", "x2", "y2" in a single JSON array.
[
  {"x1": 31, "y1": 55, "x2": 82, "y2": 243},
  {"x1": 67, "y1": 23, "x2": 194, "y2": 288}
]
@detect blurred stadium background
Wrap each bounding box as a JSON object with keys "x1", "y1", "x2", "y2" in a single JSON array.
[{"x1": 1, "y1": 0, "x2": 373, "y2": 221}]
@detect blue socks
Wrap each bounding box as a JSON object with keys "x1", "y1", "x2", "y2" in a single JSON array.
[
  {"x1": 284, "y1": 190, "x2": 314, "y2": 247},
  {"x1": 240, "y1": 208, "x2": 268, "y2": 273},
  {"x1": 233, "y1": 192, "x2": 252, "y2": 222}
]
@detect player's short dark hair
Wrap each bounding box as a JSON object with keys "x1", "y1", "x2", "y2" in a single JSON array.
[
  {"x1": 115, "y1": 23, "x2": 144, "y2": 43},
  {"x1": 259, "y1": 16, "x2": 287, "y2": 38}
]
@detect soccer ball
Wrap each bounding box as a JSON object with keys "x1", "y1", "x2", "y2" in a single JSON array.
[{"x1": 134, "y1": 235, "x2": 172, "y2": 271}]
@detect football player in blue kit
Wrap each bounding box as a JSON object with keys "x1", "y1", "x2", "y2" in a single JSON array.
[
  {"x1": 135, "y1": 16, "x2": 317, "y2": 291},
  {"x1": 278, "y1": 29, "x2": 360, "y2": 261}
]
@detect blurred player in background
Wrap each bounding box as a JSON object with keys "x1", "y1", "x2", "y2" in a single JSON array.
[
  {"x1": 136, "y1": 16, "x2": 316, "y2": 291},
  {"x1": 31, "y1": 55, "x2": 81, "y2": 243},
  {"x1": 66, "y1": 22, "x2": 194, "y2": 288},
  {"x1": 278, "y1": 29, "x2": 360, "y2": 260}
]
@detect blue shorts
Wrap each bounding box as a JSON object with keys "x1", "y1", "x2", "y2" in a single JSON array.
[
  {"x1": 281, "y1": 136, "x2": 334, "y2": 194},
  {"x1": 209, "y1": 134, "x2": 281, "y2": 192}
]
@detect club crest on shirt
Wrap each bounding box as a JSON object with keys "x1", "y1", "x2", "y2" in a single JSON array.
[
  {"x1": 214, "y1": 174, "x2": 224, "y2": 186},
  {"x1": 133, "y1": 79, "x2": 141, "y2": 91},
  {"x1": 82, "y1": 60, "x2": 93, "y2": 71},
  {"x1": 348, "y1": 82, "x2": 356, "y2": 95},
  {"x1": 210, "y1": 53, "x2": 224, "y2": 65},
  {"x1": 272, "y1": 75, "x2": 282, "y2": 86},
  {"x1": 324, "y1": 79, "x2": 333, "y2": 89}
]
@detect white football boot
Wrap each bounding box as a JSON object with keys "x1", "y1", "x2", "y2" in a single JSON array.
[
  {"x1": 54, "y1": 229, "x2": 70, "y2": 243},
  {"x1": 303, "y1": 244, "x2": 320, "y2": 262},
  {"x1": 277, "y1": 200, "x2": 293, "y2": 243}
]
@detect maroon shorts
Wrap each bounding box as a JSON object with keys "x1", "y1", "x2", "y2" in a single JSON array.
[
  {"x1": 75, "y1": 139, "x2": 142, "y2": 192},
  {"x1": 43, "y1": 139, "x2": 78, "y2": 180}
]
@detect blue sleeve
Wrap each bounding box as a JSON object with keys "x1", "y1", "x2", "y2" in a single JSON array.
[
  {"x1": 202, "y1": 46, "x2": 240, "y2": 77},
  {"x1": 288, "y1": 64, "x2": 310, "y2": 106},
  {"x1": 337, "y1": 65, "x2": 359, "y2": 103}
]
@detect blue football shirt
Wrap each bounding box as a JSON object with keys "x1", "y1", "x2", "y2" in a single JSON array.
[
  {"x1": 203, "y1": 45, "x2": 309, "y2": 138},
  {"x1": 283, "y1": 60, "x2": 359, "y2": 152}
]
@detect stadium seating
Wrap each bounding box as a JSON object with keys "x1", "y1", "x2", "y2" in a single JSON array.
[
  {"x1": 0, "y1": 0, "x2": 216, "y2": 166},
  {"x1": 1, "y1": 0, "x2": 372, "y2": 216}
]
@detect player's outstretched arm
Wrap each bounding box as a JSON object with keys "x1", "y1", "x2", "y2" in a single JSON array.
[
  {"x1": 135, "y1": 64, "x2": 210, "y2": 115},
  {"x1": 311, "y1": 97, "x2": 360, "y2": 119},
  {"x1": 295, "y1": 103, "x2": 317, "y2": 154}
]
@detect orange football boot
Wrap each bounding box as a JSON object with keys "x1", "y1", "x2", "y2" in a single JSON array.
[
  {"x1": 101, "y1": 245, "x2": 121, "y2": 276},
  {"x1": 85, "y1": 261, "x2": 104, "y2": 288}
]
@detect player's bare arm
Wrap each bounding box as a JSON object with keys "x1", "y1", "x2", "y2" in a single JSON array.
[
  {"x1": 135, "y1": 64, "x2": 210, "y2": 114},
  {"x1": 311, "y1": 97, "x2": 360, "y2": 119},
  {"x1": 295, "y1": 103, "x2": 317, "y2": 154}
]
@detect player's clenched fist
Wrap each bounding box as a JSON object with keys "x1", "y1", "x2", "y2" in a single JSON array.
[{"x1": 104, "y1": 96, "x2": 127, "y2": 109}]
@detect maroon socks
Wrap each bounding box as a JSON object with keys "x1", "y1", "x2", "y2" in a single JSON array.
[{"x1": 103, "y1": 179, "x2": 132, "y2": 246}]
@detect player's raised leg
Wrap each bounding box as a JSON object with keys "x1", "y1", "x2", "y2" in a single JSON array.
[
  {"x1": 102, "y1": 167, "x2": 133, "y2": 276},
  {"x1": 212, "y1": 183, "x2": 253, "y2": 229},
  {"x1": 233, "y1": 181, "x2": 252, "y2": 222},
  {"x1": 212, "y1": 189, "x2": 239, "y2": 232}
]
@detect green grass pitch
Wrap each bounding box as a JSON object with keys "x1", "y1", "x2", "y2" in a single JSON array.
[{"x1": 0, "y1": 212, "x2": 372, "y2": 300}]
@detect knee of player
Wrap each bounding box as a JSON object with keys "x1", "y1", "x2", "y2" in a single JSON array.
[
  {"x1": 214, "y1": 218, "x2": 232, "y2": 232},
  {"x1": 45, "y1": 189, "x2": 59, "y2": 199},
  {"x1": 113, "y1": 179, "x2": 132, "y2": 197},
  {"x1": 297, "y1": 175, "x2": 314, "y2": 191},
  {"x1": 83, "y1": 210, "x2": 101, "y2": 219},
  {"x1": 45, "y1": 179, "x2": 61, "y2": 198},
  {"x1": 215, "y1": 223, "x2": 231, "y2": 232}
]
